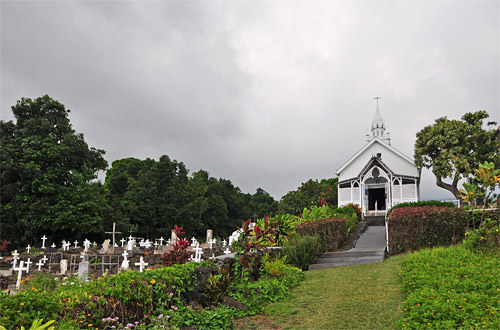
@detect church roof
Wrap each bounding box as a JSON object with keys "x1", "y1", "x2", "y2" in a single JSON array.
[{"x1": 336, "y1": 137, "x2": 416, "y2": 177}]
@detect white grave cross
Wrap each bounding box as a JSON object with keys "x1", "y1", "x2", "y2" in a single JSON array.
[
  {"x1": 14, "y1": 261, "x2": 28, "y2": 288},
  {"x1": 73, "y1": 240, "x2": 79, "y2": 248},
  {"x1": 135, "y1": 256, "x2": 148, "y2": 272},
  {"x1": 105, "y1": 222, "x2": 121, "y2": 253},
  {"x1": 193, "y1": 243, "x2": 203, "y2": 262},
  {"x1": 41, "y1": 235, "x2": 47, "y2": 249},
  {"x1": 36, "y1": 259, "x2": 44, "y2": 272},
  {"x1": 12, "y1": 250, "x2": 19, "y2": 269},
  {"x1": 26, "y1": 245, "x2": 31, "y2": 254},
  {"x1": 224, "y1": 247, "x2": 231, "y2": 255},
  {"x1": 25, "y1": 258, "x2": 32, "y2": 273}
]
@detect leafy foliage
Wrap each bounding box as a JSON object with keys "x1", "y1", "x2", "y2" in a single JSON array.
[
  {"x1": 388, "y1": 206, "x2": 467, "y2": 254},
  {"x1": 282, "y1": 235, "x2": 324, "y2": 271},
  {"x1": 0, "y1": 95, "x2": 108, "y2": 248},
  {"x1": 399, "y1": 245, "x2": 499, "y2": 329},
  {"x1": 278, "y1": 178, "x2": 338, "y2": 215},
  {"x1": 463, "y1": 218, "x2": 500, "y2": 252},
  {"x1": 295, "y1": 218, "x2": 347, "y2": 251},
  {"x1": 161, "y1": 225, "x2": 190, "y2": 266},
  {"x1": 414, "y1": 110, "x2": 499, "y2": 200}
]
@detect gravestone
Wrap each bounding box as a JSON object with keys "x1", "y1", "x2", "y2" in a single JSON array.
[
  {"x1": 36, "y1": 260, "x2": 44, "y2": 272},
  {"x1": 135, "y1": 256, "x2": 148, "y2": 272},
  {"x1": 14, "y1": 261, "x2": 28, "y2": 288},
  {"x1": 206, "y1": 229, "x2": 213, "y2": 243},
  {"x1": 41, "y1": 235, "x2": 47, "y2": 249},
  {"x1": 60, "y1": 259, "x2": 68, "y2": 275},
  {"x1": 26, "y1": 245, "x2": 31, "y2": 254},
  {"x1": 121, "y1": 250, "x2": 129, "y2": 270},
  {"x1": 100, "y1": 239, "x2": 110, "y2": 254},
  {"x1": 78, "y1": 260, "x2": 90, "y2": 281},
  {"x1": 171, "y1": 230, "x2": 177, "y2": 244},
  {"x1": 11, "y1": 250, "x2": 19, "y2": 269},
  {"x1": 25, "y1": 258, "x2": 32, "y2": 273}
]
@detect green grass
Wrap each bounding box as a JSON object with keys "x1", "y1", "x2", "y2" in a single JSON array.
[{"x1": 234, "y1": 254, "x2": 406, "y2": 330}]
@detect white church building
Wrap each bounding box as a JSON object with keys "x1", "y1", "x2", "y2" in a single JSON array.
[{"x1": 336, "y1": 102, "x2": 420, "y2": 215}]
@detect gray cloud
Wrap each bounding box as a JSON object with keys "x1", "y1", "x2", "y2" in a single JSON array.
[{"x1": 1, "y1": 0, "x2": 498, "y2": 200}]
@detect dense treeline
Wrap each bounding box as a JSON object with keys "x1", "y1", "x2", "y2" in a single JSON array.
[{"x1": 0, "y1": 95, "x2": 336, "y2": 249}]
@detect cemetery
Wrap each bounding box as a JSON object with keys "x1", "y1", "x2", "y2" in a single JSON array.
[{"x1": 1, "y1": 97, "x2": 499, "y2": 329}]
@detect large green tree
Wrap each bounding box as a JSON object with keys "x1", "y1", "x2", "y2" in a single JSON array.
[
  {"x1": 0, "y1": 95, "x2": 108, "y2": 248},
  {"x1": 414, "y1": 110, "x2": 499, "y2": 200},
  {"x1": 278, "y1": 178, "x2": 338, "y2": 215}
]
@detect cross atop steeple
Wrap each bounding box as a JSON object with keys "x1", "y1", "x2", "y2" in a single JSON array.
[{"x1": 367, "y1": 97, "x2": 391, "y2": 145}]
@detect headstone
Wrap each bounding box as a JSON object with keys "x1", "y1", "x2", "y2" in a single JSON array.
[
  {"x1": 63, "y1": 241, "x2": 70, "y2": 252},
  {"x1": 60, "y1": 259, "x2": 68, "y2": 275},
  {"x1": 51, "y1": 243, "x2": 56, "y2": 249},
  {"x1": 41, "y1": 255, "x2": 48, "y2": 263},
  {"x1": 121, "y1": 251, "x2": 129, "y2": 270},
  {"x1": 78, "y1": 260, "x2": 90, "y2": 281},
  {"x1": 206, "y1": 229, "x2": 213, "y2": 243},
  {"x1": 224, "y1": 247, "x2": 231, "y2": 255},
  {"x1": 12, "y1": 250, "x2": 19, "y2": 269},
  {"x1": 14, "y1": 261, "x2": 28, "y2": 288},
  {"x1": 135, "y1": 256, "x2": 148, "y2": 272},
  {"x1": 26, "y1": 245, "x2": 31, "y2": 254},
  {"x1": 167, "y1": 238, "x2": 172, "y2": 245},
  {"x1": 126, "y1": 239, "x2": 134, "y2": 251},
  {"x1": 208, "y1": 239, "x2": 215, "y2": 249},
  {"x1": 139, "y1": 239, "x2": 145, "y2": 247},
  {"x1": 73, "y1": 240, "x2": 79, "y2": 248},
  {"x1": 120, "y1": 238, "x2": 126, "y2": 248},
  {"x1": 36, "y1": 260, "x2": 44, "y2": 272},
  {"x1": 25, "y1": 258, "x2": 32, "y2": 273},
  {"x1": 158, "y1": 236, "x2": 165, "y2": 246},
  {"x1": 171, "y1": 230, "x2": 177, "y2": 244},
  {"x1": 41, "y1": 235, "x2": 47, "y2": 249},
  {"x1": 191, "y1": 237, "x2": 197, "y2": 247},
  {"x1": 144, "y1": 239, "x2": 152, "y2": 249},
  {"x1": 101, "y1": 239, "x2": 110, "y2": 253}
]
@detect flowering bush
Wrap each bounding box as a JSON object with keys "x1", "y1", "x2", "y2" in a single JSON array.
[
  {"x1": 463, "y1": 218, "x2": 500, "y2": 252},
  {"x1": 388, "y1": 206, "x2": 467, "y2": 254}
]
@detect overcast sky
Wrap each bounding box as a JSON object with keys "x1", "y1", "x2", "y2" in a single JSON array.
[{"x1": 1, "y1": 0, "x2": 499, "y2": 201}]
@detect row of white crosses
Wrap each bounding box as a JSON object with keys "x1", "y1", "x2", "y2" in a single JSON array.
[{"x1": 12, "y1": 250, "x2": 49, "y2": 288}]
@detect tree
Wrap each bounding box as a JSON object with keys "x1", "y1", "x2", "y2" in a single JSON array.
[
  {"x1": 0, "y1": 95, "x2": 108, "y2": 247},
  {"x1": 278, "y1": 178, "x2": 338, "y2": 215},
  {"x1": 414, "y1": 111, "x2": 499, "y2": 201},
  {"x1": 249, "y1": 188, "x2": 279, "y2": 220}
]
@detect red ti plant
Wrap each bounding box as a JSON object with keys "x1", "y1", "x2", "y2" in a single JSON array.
[
  {"x1": 161, "y1": 225, "x2": 190, "y2": 266},
  {"x1": 233, "y1": 216, "x2": 277, "y2": 279}
]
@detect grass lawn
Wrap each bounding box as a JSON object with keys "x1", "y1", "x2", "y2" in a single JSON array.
[{"x1": 234, "y1": 254, "x2": 407, "y2": 330}]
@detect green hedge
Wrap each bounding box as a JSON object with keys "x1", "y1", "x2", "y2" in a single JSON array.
[
  {"x1": 387, "y1": 200, "x2": 456, "y2": 215},
  {"x1": 388, "y1": 206, "x2": 467, "y2": 255},
  {"x1": 295, "y1": 218, "x2": 347, "y2": 251},
  {"x1": 466, "y1": 208, "x2": 500, "y2": 229}
]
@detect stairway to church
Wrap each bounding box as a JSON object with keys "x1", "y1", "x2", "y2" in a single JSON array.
[
  {"x1": 364, "y1": 215, "x2": 386, "y2": 226},
  {"x1": 308, "y1": 226, "x2": 386, "y2": 270}
]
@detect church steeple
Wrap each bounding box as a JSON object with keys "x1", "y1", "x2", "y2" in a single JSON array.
[{"x1": 366, "y1": 97, "x2": 391, "y2": 145}]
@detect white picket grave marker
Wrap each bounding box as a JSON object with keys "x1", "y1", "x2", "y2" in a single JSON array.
[
  {"x1": 193, "y1": 243, "x2": 203, "y2": 262},
  {"x1": 224, "y1": 247, "x2": 231, "y2": 255},
  {"x1": 25, "y1": 258, "x2": 32, "y2": 273},
  {"x1": 74, "y1": 240, "x2": 79, "y2": 248},
  {"x1": 26, "y1": 245, "x2": 32, "y2": 254},
  {"x1": 12, "y1": 250, "x2": 19, "y2": 269},
  {"x1": 36, "y1": 260, "x2": 44, "y2": 272},
  {"x1": 135, "y1": 256, "x2": 148, "y2": 272},
  {"x1": 41, "y1": 235, "x2": 47, "y2": 249},
  {"x1": 14, "y1": 261, "x2": 28, "y2": 288}
]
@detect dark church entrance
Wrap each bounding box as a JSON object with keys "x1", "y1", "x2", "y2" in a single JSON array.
[{"x1": 368, "y1": 188, "x2": 386, "y2": 211}]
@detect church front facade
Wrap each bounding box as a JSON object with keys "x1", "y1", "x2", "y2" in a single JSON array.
[{"x1": 336, "y1": 103, "x2": 420, "y2": 215}]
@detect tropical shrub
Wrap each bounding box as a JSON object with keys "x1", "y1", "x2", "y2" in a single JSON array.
[
  {"x1": 463, "y1": 218, "x2": 500, "y2": 252},
  {"x1": 257, "y1": 213, "x2": 301, "y2": 246},
  {"x1": 295, "y1": 218, "x2": 347, "y2": 251},
  {"x1": 387, "y1": 206, "x2": 467, "y2": 255},
  {"x1": 281, "y1": 235, "x2": 323, "y2": 271},
  {"x1": 466, "y1": 208, "x2": 500, "y2": 229},
  {"x1": 399, "y1": 244, "x2": 499, "y2": 329},
  {"x1": 346, "y1": 203, "x2": 362, "y2": 221},
  {"x1": 161, "y1": 225, "x2": 190, "y2": 266}
]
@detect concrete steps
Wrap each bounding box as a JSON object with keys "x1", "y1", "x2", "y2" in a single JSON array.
[
  {"x1": 308, "y1": 225, "x2": 386, "y2": 270},
  {"x1": 365, "y1": 216, "x2": 386, "y2": 226},
  {"x1": 308, "y1": 249, "x2": 385, "y2": 270}
]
